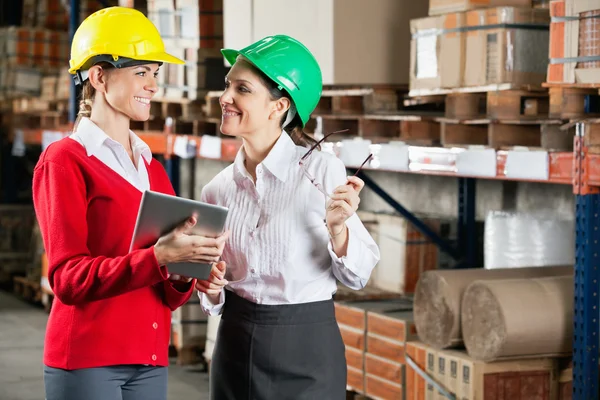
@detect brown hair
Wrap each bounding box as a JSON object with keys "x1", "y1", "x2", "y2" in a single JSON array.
[
  {"x1": 251, "y1": 64, "x2": 319, "y2": 149},
  {"x1": 73, "y1": 80, "x2": 95, "y2": 131},
  {"x1": 73, "y1": 63, "x2": 113, "y2": 130}
]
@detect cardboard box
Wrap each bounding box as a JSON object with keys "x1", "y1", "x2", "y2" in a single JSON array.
[
  {"x1": 358, "y1": 211, "x2": 442, "y2": 294},
  {"x1": 425, "y1": 347, "x2": 438, "y2": 400},
  {"x1": 40, "y1": 76, "x2": 57, "y2": 101},
  {"x1": 453, "y1": 350, "x2": 558, "y2": 400},
  {"x1": 409, "y1": 13, "x2": 466, "y2": 91},
  {"x1": 406, "y1": 345, "x2": 559, "y2": 400},
  {"x1": 406, "y1": 342, "x2": 428, "y2": 400},
  {"x1": 149, "y1": 0, "x2": 224, "y2": 48},
  {"x1": 365, "y1": 374, "x2": 405, "y2": 400},
  {"x1": 0, "y1": 66, "x2": 42, "y2": 99},
  {"x1": 547, "y1": 0, "x2": 600, "y2": 84},
  {"x1": 365, "y1": 352, "x2": 405, "y2": 386},
  {"x1": 21, "y1": 0, "x2": 118, "y2": 30},
  {"x1": 0, "y1": 27, "x2": 69, "y2": 72},
  {"x1": 224, "y1": 0, "x2": 428, "y2": 85},
  {"x1": 463, "y1": 7, "x2": 550, "y2": 87},
  {"x1": 185, "y1": 48, "x2": 229, "y2": 100},
  {"x1": 429, "y1": 0, "x2": 532, "y2": 16}
]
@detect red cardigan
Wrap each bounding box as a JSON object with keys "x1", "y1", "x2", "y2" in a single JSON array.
[{"x1": 33, "y1": 137, "x2": 195, "y2": 370}]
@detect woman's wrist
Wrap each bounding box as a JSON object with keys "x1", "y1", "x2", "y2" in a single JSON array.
[{"x1": 327, "y1": 223, "x2": 346, "y2": 238}]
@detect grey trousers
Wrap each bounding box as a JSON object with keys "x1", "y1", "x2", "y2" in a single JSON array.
[{"x1": 44, "y1": 365, "x2": 168, "y2": 400}]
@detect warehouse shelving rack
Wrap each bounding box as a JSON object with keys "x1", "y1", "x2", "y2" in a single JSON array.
[
  {"x1": 13, "y1": 0, "x2": 597, "y2": 398},
  {"x1": 20, "y1": 126, "x2": 598, "y2": 398}
]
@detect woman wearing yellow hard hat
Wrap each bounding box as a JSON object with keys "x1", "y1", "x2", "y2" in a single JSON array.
[
  {"x1": 32, "y1": 7, "x2": 229, "y2": 400},
  {"x1": 195, "y1": 35, "x2": 381, "y2": 399}
]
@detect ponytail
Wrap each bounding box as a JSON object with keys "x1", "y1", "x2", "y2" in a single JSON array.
[{"x1": 73, "y1": 80, "x2": 95, "y2": 131}]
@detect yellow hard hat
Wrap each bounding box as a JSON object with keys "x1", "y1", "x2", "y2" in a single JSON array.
[{"x1": 69, "y1": 6, "x2": 183, "y2": 83}]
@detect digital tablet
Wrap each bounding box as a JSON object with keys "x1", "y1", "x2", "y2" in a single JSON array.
[{"x1": 129, "y1": 190, "x2": 229, "y2": 280}]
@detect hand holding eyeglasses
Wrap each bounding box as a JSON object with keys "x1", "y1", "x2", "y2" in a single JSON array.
[{"x1": 325, "y1": 176, "x2": 365, "y2": 237}]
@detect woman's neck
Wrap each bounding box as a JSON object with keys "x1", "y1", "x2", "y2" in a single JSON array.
[
  {"x1": 89, "y1": 99, "x2": 132, "y2": 153},
  {"x1": 242, "y1": 126, "x2": 282, "y2": 180}
]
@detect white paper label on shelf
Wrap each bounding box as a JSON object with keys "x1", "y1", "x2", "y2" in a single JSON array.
[
  {"x1": 199, "y1": 135, "x2": 222, "y2": 159},
  {"x1": 339, "y1": 138, "x2": 372, "y2": 167},
  {"x1": 11, "y1": 129, "x2": 25, "y2": 157},
  {"x1": 173, "y1": 136, "x2": 197, "y2": 159},
  {"x1": 456, "y1": 148, "x2": 496, "y2": 177},
  {"x1": 375, "y1": 143, "x2": 409, "y2": 171},
  {"x1": 505, "y1": 150, "x2": 549, "y2": 180},
  {"x1": 41, "y1": 131, "x2": 66, "y2": 151}
]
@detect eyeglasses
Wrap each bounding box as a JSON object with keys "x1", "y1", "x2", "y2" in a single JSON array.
[{"x1": 299, "y1": 129, "x2": 373, "y2": 197}]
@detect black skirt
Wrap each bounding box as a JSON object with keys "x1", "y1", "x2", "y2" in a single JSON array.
[{"x1": 210, "y1": 290, "x2": 347, "y2": 400}]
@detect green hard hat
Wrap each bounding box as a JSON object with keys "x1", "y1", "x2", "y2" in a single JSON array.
[{"x1": 221, "y1": 34, "x2": 323, "y2": 127}]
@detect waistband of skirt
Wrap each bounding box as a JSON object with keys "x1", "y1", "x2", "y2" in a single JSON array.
[{"x1": 222, "y1": 289, "x2": 336, "y2": 326}]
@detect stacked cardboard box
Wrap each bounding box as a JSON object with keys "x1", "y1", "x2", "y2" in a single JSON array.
[
  {"x1": 406, "y1": 342, "x2": 559, "y2": 400},
  {"x1": 21, "y1": 0, "x2": 118, "y2": 30},
  {"x1": 148, "y1": 0, "x2": 228, "y2": 100},
  {"x1": 0, "y1": 27, "x2": 69, "y2": 99},
  {"x1": 358, "y1": 211, "x2": 452, "y2": 294},
  {"x1": 410, "y1": 6, "x2": 550, "y2": 92},
  {"x1": 547, "y1": 0, "x2": 600, "y2": 84},
  {"x1": 0, "y1": 27, "x2": 69, "y2": 72},
  {"x1": 223, "y1": 0, "x2": 428, "y2": 85},
  {"x1": 428, "y1": 0, "x2": 533, "y2": 15}
]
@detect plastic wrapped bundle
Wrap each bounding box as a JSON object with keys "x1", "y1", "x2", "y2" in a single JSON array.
[{"x1": 484, "y1": 211, "x2": 574, "y2": 270}]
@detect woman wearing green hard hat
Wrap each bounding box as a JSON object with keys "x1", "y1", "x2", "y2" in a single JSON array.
[{"x1": 195, "y1": 35, "x2": 380, "y2": 399}]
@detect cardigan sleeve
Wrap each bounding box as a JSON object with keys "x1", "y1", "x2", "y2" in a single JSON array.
[
  {"x1": 157, "y1": 280, "x2": 196, "y2": 311},
  {"x1": 147, "y1": 161, "x2": 197, "y2": 311},
  {"x1": 33, "y1": 158, "x2": 169, "y2": 306}
]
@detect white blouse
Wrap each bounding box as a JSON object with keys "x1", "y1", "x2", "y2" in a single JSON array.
[
  {"x1": 198, "y1": 131, "x2": 381, "y2": 315},
  {"x1": 69, "y1": 117, "x2": 152, "y2": 192}
]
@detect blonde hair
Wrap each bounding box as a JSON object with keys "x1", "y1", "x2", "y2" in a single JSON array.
[
  {"x1": 73, "y1": 81, "x2": 95, "y2": 131},
  {"x1": 73, "y1": 63, "x2": 112, "y2": 130}
]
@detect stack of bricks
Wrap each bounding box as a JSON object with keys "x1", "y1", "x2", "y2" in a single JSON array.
[
  {"x1": 363, "y1": 309, "x2": 418, "y2": 399},
  {"x1": 333, "y1": 299, "x2": 414, "y2": 397},
  {"x1": 21, "y1": 0, "x2": 118, "y2": 31},
  {"x1": 547, "y1": 0, "x2": 600, "y2": 85},
  {"x1": 147, "y1": 0, "x2": 229, "y2": 101},
  {"x1": 0, "y1": 27, "x2": 69, "y2": 99},
  {"x1": 5, "y1": 0, "x2": 117, "y2": 100}
]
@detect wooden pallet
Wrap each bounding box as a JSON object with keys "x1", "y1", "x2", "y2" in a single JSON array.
[
  {"x1": 547, "y1": 86, "x2": 600, "y2": 120},
  {"x1": 305, "y1": 113, "x2": 442, "y2": 146},
  {"x1": 407, "y1": 84, "x2": 550, "y2": 121},
  {"x1": 13, "y1": 276, "x2": 42, "y2": 304},
  {"x1": 203, "y1": 85, "x2": 412, "y2": 120},
  {"x1": 150, "y1": 98, "x2": 205, "y2": 120},
  {"x1": 346, "y1": 391, "x2": 370, "y2": 400},
  {"x1": 437, "y1": 118, "x2": 567, "y2": 149}
]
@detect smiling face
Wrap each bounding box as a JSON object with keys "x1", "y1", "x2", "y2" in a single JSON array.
[
  {"x1": 219, "y1": 59, "x2": 290, "y2": 138},
  {"x1": 102, "y1": 63, "x2": 159, "y2": 121}
]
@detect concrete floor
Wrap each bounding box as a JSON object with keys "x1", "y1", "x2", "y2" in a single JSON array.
[{"x1": 0, "y1": 290, "x2": 211, "y2": 400}]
